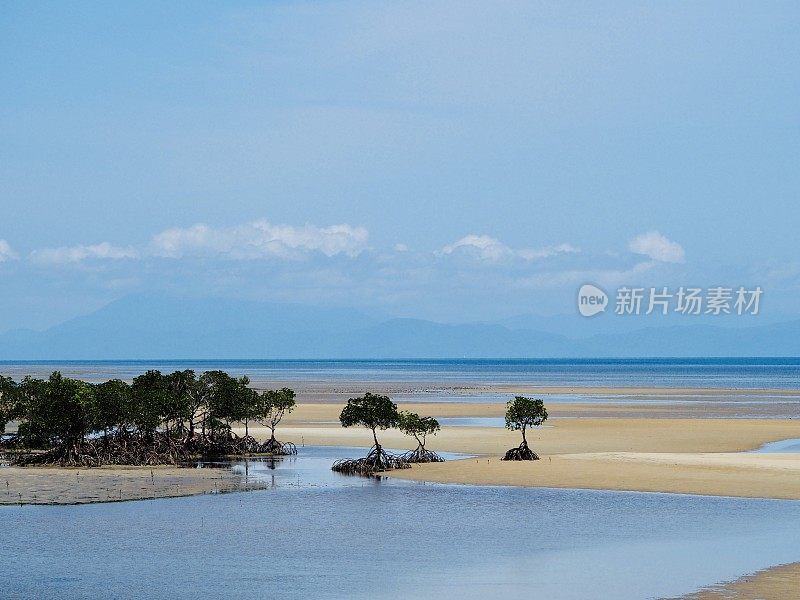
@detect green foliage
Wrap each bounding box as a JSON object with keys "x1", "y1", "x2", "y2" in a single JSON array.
[
  {"x1": 339, "y1": 392, "x2": 399, "y2": 448},
  {"x1": 0, "y1": 375, "x2": 19, "y2": 434},
  {"x1": 94, "y1": 379, "x2": 133, "y2": 433},
  {"x1": 200, "y1": 371, "x2": 255, "y2": 431},
  {"x1": 340, "y1": 393, "x2": 399, "y2": 431},
  {"x1": 504, "y1": 396, "x2": 548, "y2": 442},
  {"x1": 397, "y1": 411, "x2": 440, "y2": 445},
  {"x1": 2, "y1": 369, "x2": 298, "y2": 459},
  {"x1": 256, "y1": 387, "x2": 296, "y2": 433},
  {"x1": 131, "y1": 370, "x2": 171, "y2": 433},
  {"x1": 15, "y1": 372, "x2": 97, "y2": 448}
]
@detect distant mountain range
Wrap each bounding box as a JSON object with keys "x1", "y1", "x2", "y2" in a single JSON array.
[{"x1": 0, "y1": 294, "x2": 798, "y2": 359}]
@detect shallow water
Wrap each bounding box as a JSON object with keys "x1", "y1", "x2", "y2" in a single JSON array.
[
  {"x1": 751, "y1": 438, "x2": 800, "y2": 453},
  {"x1": 437, "y1": 416, "x2": 553, "y2": 428},
  {"x1": 438, "y1": 417, "x2": 508, "y2": 427},
  {"x1": 3, "y1": 447, "x2": 800, "y2": 600}
]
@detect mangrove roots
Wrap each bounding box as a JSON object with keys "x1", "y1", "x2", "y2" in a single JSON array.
[
  {"x1": 501, "y1": 440, "x2": 540, "y2": 461},
  {"x1": 331, "y1": 444, "x2": 410, "y2": 475},
  {"x1": 402, "y1": 446, "x2": 444, "y2": 463}
]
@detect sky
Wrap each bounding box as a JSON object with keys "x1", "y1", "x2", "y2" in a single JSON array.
[{"x1": 1, "y1": 1, "x2": 799, "y2": 331}]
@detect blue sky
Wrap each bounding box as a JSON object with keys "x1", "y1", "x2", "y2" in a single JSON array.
[{"x1": 1, "y1": 1, "x2": 799, "y2": 330}]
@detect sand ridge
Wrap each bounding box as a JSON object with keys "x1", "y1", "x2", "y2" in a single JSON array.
[{"x1": 257, "y1": 402, "x2": 800, "y2": 500}]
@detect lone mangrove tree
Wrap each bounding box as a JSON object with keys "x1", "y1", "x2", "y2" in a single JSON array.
[{"x1": 502, "y1": 396, "x2": 548, "y2": 461}]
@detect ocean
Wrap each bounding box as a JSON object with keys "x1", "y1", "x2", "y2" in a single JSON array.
[{"x1": 1, "y1": 357, "x2": 799, "y2": 388}]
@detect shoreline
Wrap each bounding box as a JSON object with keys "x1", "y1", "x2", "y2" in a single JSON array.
[
  {"x1": 5, "y1": 397, "x2": 800, "y2": 504},
  {"x1": 664, "y1": 561, "x2": 800, "y2": 599},
  {"x1": 4, "y1": 395, "x2": 800, "y2": 599},
  {"x1": 273, "y1": 401, "x2": 800, "y2": 500},
  {"x1": 0, "y1": 464, "x2": 255, "y2": 505}
]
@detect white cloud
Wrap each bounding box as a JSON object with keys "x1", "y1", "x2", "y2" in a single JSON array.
[
  {"x1": 0, "y1": 240, "x2": 18, "y2": 262},
  {"x1": 440, "y1": 234, "x2": 579, "y2": 262},
  {"x1": 30, "y1": 242, "x2": 138, "y2": 265},
  {"x1": 150, "y1": 220, "x2": 369, "y2": 260},
  {"x1": 628, "y1": 231, "x2": 685, "y2": 263},
  {"x1": 440, "y1": 234, "x2": 511, "y2": 260}
]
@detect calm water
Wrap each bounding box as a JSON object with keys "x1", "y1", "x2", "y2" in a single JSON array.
[
  {"x1": 1, "y1": 358, "x2": 799, "y2": 389},
  {"x1": 3, "y1": 447, "x2": 800, "y2": 600},
  {"x1": 752, "y1": 438, "x2": 800, "y2": 453}
]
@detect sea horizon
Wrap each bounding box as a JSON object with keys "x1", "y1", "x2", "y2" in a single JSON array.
[{"x1": 3, "y1": 357, "x2": 799, "y2": 389}]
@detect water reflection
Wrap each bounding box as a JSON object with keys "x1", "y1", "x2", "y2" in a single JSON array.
[
  {"x1": 3, "y1": 446, "x2": 800, "y2": 600},
  {"x1": 188, "y1": 446, "x2": 468, "y2": 489}
]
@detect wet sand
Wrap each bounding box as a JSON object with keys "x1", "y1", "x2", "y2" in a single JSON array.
[
  {"x1": 664, "y1": 561, "x2": 800, "y2": 599},
  {"x1": 4, "y1": 392, "x2": 800, "y2": 599},
  {"x1": 6, "y1": 398, "x2": 800, "y2": 504},
  {"x1": 261, "y1": 402, "x2": 800, "y2": 499},
  {"x1": 384, "y1": 452, "x2": 800, "y2": 500},
  {"x1": 0, "y1": 465, "x2": 252, "y2": 505},
  {"x1": 472, "y1": 385, "x2": 800, "y2": 396}
]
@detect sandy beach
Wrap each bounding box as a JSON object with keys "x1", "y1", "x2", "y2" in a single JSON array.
[
  {"x1": 665, "y1": 562, "x2": 800, "y2": 599},
  {"x1": 5, "y1": 396, "x2": 800, "y2": 503},
  {"x1": 272, "y1": 398, "x2": 800, "y2": 597},
  {"x1": 256, "y1": 401, "x2": 800, "y2": 500},
  {"x1": 3, "y1": 388, "x2": 800, "y2": 598}
]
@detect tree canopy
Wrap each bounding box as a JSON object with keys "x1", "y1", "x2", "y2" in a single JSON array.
[
  {"x1": 505, "y1": 396, "x2": 548, "y2": 441},
  {"x1": 256, "y1": 387, "x2": 296, "y2": 435},
  {"x1": 0, "y1": 370, "x2": 297, "y2": 466},
  {"x1": 339, "y1": 392, "x2": 399, "y2": 446},
  {"x1": 397, "y1": 410, "x2": 443, "y2": 463},
  {"x1": 397, "y1": 411, "x2": 440, "y2": 446}
]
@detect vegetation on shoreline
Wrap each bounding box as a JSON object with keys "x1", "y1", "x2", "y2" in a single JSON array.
[
  {"x1": 332, "y1": 393, "x2": 410, "y2": 474},
  {"x1": 0, "y1": 370, "x2": 545, "y2": 473},
  {"x1": 0, "y1": 370, "x2": 296, "y2": 467},
  {"x1": 502, "y1": 396, "x2": 548, "y2": 461},
  {"x1": 398, "y1": 411, "x2": 443, "y2": 463}
]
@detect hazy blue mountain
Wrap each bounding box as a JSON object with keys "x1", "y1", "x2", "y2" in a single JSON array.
[{"x1": 0, "y1": 294, "x2": 798, "y2": 359}]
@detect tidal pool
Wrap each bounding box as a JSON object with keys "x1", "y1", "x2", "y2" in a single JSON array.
[
  {"x1": 751, "y1": 438, "x2": 800, "y2": 453},
  {"x1": 2, "y1": 446, "x2": 800, "y2": 599}
]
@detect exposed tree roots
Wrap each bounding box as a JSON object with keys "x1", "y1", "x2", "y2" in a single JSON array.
[
  {"x1": 401, "y1": 446, "x2": 444, "y2": 463},
  {"x1": 259, "y1": 436, "x2": 297, "y2": 456},
  {"x1": 331, "y1": 444, "x2": 410, "y2": 475},
  {"x1": 0, "y1": 430, "x2": 298, "y2": 467},
  {"x1": 501, "y1": 440, "x2": 540, "y2": 461}
]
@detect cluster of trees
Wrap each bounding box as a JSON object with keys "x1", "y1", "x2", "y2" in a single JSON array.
[
  {"x1": 333, "y1": 392, "x2": 443, "y2": 474},
  {"x1": 331, "y1": 392, "x2": 547, "y2": 473},
  {"x1": 0, "y1": 370, "x2": 296, "y2": 466},
  {"x1": 0, "y1": 369, "x2": 548, "y2": 472}
]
